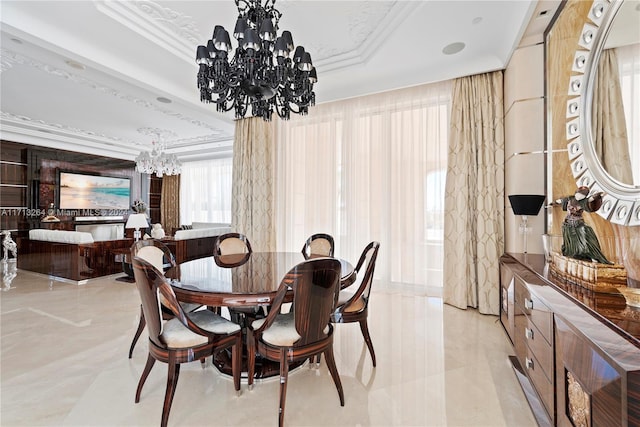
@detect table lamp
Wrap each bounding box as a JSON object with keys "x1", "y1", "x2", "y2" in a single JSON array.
[
  {"x1": 125, "y1": 213, "x2": 149, "y2": 242},
  {"x1": 508, "y1": 194, "x2": 546, "y2": 254}
]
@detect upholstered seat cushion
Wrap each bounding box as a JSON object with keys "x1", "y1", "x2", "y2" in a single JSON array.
[
  {"x1": 252, "y1": 312, "x2": 331, "y2": 347},
  {"x1": 252, "y1": 313, "x2": 301, "y2": 347},
  {"x1": 161, "y1": 310, "x2": 240, "y2": 348},
  {"x1": 336, "y1": 289, "x2": 366, "y2": 313}
]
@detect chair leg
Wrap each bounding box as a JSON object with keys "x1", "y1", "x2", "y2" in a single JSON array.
[
  {"x1": 161, "y1": 361, "x2": 180, "y2": 427},
  {"x1": 278, "y1": 351, "x2": 290, "y2": 427},
  {"x1": 128, "y1": 305, "x2": 146, "y2": 359},
  {"x1": 135, "y1": 353, "x2": 155, "y2": 403},
  {"x1": 359, "y1": 318, "x2": 376, "y2": 367},
  {"x1": 232, "y1": 334, "x2": 242, "y2": 394},
  {"x1": 323, "y1": 347, "x2": 345, "y2": 406},
  {"x1": 307, "y1": 354, "x2": 322, "y2": 367},
  {"x1": 246, "y1": 329, "x2": 256, "y2": 390}
]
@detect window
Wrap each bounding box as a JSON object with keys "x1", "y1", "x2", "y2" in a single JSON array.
[
  {"x1": 275, "y1": 80, "x2": 451, "y2": 289},
  {"x1": 179, "y1": 157, "x2": 232, "y2": 225}
]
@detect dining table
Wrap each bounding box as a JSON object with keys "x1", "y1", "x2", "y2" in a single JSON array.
[{"x1": 165, "y1": 251, "x2": 355, "y2": 379}]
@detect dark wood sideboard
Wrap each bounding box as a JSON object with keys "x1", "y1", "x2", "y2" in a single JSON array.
[{"x1": 500, "y1": 253, "x2": 640, "y2": 427}]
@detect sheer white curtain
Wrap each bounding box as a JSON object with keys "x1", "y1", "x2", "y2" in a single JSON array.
[
  {"x1": 616, "y1": 43, "x2": 640, "y2": 184},
  {"x1": 275, "y1": 81, "x2": 451, "y2": 290},
  {"x1": 179, "y1": 157, "x2": 233, "y2": 225}
]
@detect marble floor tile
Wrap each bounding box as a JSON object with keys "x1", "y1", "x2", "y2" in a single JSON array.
[{"x1": 1, "y1": 269, "x2": 536, "y2": 426}]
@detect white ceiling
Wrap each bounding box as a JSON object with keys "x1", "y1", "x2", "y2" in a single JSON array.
[{"x1": 0, "y1": 0, "x2": 556, "y2": 162}]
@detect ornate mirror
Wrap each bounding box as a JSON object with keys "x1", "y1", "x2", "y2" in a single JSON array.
[{"x1": 566, "y1": 0, "x2": 640, "y2": 226}]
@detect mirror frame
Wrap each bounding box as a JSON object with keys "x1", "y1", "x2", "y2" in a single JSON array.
[{"x1": 566, "y1": 0, "x2": 640, "y2": 226}]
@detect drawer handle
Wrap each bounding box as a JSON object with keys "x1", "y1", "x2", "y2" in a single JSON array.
[
  {"x1": 525, "y1": 357, "x2": 534, "y2": 370},
  {"x1": 525, "y1": 328, "x2": 534, "y2": 340},
  {"x1": 524, "y1": 298, "x2": 534, "y2": 310}
]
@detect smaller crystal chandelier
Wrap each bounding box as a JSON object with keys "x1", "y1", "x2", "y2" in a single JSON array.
[
  {"x1": 196, "y1": 0, "x2": 317, "y2": 121},
  {"x1": 135, "y1": 128, "x2": 181, "y2": 177}
]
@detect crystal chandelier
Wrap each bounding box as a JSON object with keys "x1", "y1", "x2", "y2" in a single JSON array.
[
  {"x1": 196, "y1": 0, "x2": 317, "y2": 121},
  {"x1": 135, "y1": 129, "x2": 181, "y2": 177}
]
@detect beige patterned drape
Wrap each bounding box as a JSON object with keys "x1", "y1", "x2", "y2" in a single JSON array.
[
  {"x1": 443, "y1": 71, "x2": 505, "y2": 315},
  {"x1": 592, "y1": 48, "x2": 633, "y2": 184},
  {"x1": 160, "y1": 174, "x2": 180, "y2": 234},
  {"x1": 232, "y1": 117, "x2": 276, "y2": 251}
]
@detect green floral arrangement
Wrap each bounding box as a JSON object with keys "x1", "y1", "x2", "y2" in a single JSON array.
[{"x1": 131, "y1": 199, "x2": 147, "y2": 213}]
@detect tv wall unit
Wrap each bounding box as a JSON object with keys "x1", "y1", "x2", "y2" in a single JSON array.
[
  {"x1": 0, "y1": 140, "x2": 155, "y2": 234},
  {"x1": 0, "y1": 140, "x2": 163, "y2": 281}
]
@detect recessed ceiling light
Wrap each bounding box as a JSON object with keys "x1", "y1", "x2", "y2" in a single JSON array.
[
  {"x1": 442, "y1": 42, "x2": 466, "y2": 55},
  {"x1": 156, "y1": 97, "x2": 172, "y2": 104},
  {"x1": 11, "y1": 38, "x2": 23, "y2": 44},
  {"x1": 65, "y1": 60, "x2": 85, "y2": 70}
]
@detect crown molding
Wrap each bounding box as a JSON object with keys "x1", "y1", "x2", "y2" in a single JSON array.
[
  {"x1": 1, "y1": 48, "x2": 232, "y2": 147},
  {"x1": 94, "y1": 0, "x2": 199, "y2": 64}
]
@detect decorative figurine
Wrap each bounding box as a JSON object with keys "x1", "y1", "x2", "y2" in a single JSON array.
[
  {"x1": 1, "y1": 230, "x2": 17, "y2": 262},
  {"x1": 2, "y1": 259, "x2": 17, "y2": 290},
  {"x1": 554, "y1": 186, "x2": 612, "y2": 264},
  {"x1": 150, "y1": 223, "x2": 165, "y2": 239},
  {"x1": 131, "y1": 199, "x2": 148, "y2": 214}
]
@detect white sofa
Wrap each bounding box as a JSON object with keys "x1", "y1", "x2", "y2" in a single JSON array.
[
  {"x1": 173, "y1": 226, "x2": 231, "y2": 240},
  {"x1": 29, "y1": 229, "x2": 94, "y2": 244},
  {"x1": 165, "y1": 224, "x2": 232, "y2": 263},
  {"x1": 191, "y1": 222, "x2": 230, "y2": 229}
]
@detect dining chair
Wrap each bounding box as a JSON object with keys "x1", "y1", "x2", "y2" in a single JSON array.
[
  {"x1": 128, "y1": 239, "x2": 201, "y2": 359},
  {"x1": 332, "y1": 241, "x2": 380, "y2": 366},
  {"x1": 214, "y1": 232, "x2": 253, "y2": 255},
  {"x1": 301, "y1": 233, "x2": 335, "y2": 259},
  {"x1": 246, "y1": 257, "x2": 344, "y2": 427},
  {"x1": 311, "y1": 241, "x2": 380, "y2": 368},
  {"x1": 131, "y1": 255, "x2": 242, "y2": 427},
  {"x1": 214, "y1": 232, "x2": 262, "y2": 321}
]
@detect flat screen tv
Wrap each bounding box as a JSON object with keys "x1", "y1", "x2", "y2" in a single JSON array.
[{"x1": 58, "y1": 171, "x2": 131, "y2": 212}]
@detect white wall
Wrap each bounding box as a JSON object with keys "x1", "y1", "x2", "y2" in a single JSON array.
[{"x1": 504, "y1": 43, "x2": 547, "y2": 254}]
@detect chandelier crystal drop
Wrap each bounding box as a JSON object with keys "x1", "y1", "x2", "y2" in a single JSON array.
[
  {"x1": 135, "y1": 140, "x2": 182, "y2": 177},
  {"x1": 196, "y1": 0, "x2": 317, "y2": 121}
]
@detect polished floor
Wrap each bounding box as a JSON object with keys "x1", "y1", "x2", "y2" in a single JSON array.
[{"x1": 1, "y1": 267, "x2": 536, "y2": 426}]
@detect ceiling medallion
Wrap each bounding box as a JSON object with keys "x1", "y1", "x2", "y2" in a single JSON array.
[{"x1": 196, "y1": 0, "x2": 317, "y2": 121}]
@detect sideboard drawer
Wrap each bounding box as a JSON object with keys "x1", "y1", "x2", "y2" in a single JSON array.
[
  {"x1": 523, "y1": 347, "x2": 554, "y2": 420},
  {"x1": 515, "y1": 279, "x2": 553, "y2": 344},
  {"x1": 524, "y1": 316, "x2": 553, "y2": 381}
]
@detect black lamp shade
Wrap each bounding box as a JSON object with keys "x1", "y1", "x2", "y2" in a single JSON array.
[
  {"x1": 281, "y1": 31, "x2": 294, "y2": 50},
  {"x1": 509, "y1": 194, "x2": 545, "y2": 216},
  {"x1": 292, "y1": 46, "x2": 305, "y2": 62}
]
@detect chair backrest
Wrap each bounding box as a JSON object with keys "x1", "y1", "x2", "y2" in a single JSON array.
[
  {"x1": 349, "y1": 241, "x2": 380, "y2": 308},
  {"x1": 131, "y1": 255, "x2": 184, "y2": 347},
  {"x1": 214, "y1": 233, "x2": 252, "y2": 255},
  {"x1": 131, "y1": 239, "x2": 176, "y2": 273},
  {"x1": 289, "y1": 258, "x2": 341, "y2": 346},
  {"x1": 301, "y1": 233, "x2": 335, "y2": 258}
]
